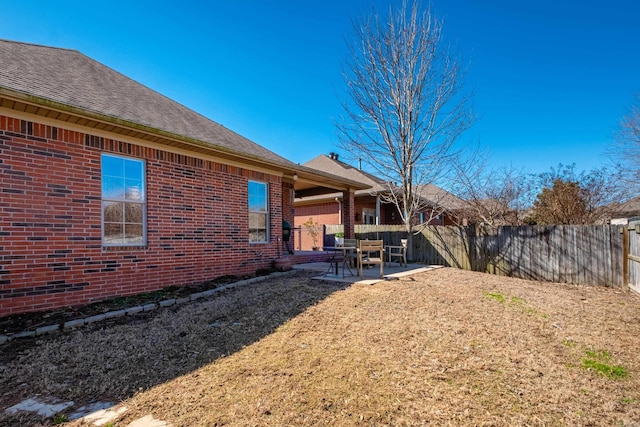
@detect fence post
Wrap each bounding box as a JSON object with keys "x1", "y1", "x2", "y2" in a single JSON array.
[{"x1": 623, "y1": 226, "x2": 629, "y2": 286}]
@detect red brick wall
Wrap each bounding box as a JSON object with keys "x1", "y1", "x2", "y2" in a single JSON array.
[
  {"x1": 293, "y1": 203, "x2": 338, "y2": 250},
  {"x1": 0, "y1": 114, "x2": 287, "y2": 317}
]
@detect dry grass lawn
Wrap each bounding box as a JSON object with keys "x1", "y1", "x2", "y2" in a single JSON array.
[{"x1": 1, "y1": 268, "x2": 640, "y2": 426}]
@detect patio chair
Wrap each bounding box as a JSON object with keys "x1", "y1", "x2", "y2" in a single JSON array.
[
  {"x1": 357, "y1": 239, "x2": 384, "y2": 279},
  {"x1": 387, "y1": 239, "x2": 407, "y2": 267},
  {"x1": 343, "y1": 238, "x2": 358, "y2": 268}
]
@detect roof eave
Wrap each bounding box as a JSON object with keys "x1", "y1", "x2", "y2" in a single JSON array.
[
  {"x1": 0, "y1": 87, "x2": 369, "y2": 192},
  {"x1": 0, "y1": 87, "x2": 295, "y2": 169}
]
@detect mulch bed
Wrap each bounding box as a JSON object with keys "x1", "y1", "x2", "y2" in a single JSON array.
[
  {"x1": 1, "y1": 268, "x2": 639, "y2": 426},
  {"x1": 0, "y1": 273, "x2": 259, "y2": 336}
]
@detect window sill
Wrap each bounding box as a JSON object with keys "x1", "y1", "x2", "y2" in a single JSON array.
[{"x1": 102, "y1": 245, "x2": 149, "y2": 251}]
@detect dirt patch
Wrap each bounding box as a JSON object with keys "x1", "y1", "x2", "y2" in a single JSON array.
[{"x1": 1, "y1": 268, "x2": 640, "y2": 426}]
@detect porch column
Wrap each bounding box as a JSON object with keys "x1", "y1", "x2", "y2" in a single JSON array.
[
  {"x1": 282, "y1": 179, "x2": 295, "y2": 254},
  {"x1": 343, "y1": 189, "x2": 356, "y2": 239}
]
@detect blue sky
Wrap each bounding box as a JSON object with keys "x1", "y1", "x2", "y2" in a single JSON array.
[{"x1": 2, "y1": 0, "x2": 639, "y2": 178}]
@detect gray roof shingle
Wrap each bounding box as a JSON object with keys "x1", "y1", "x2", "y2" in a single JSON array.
[
  {"x1": 304, "y1": 154, "x2": 389, "y2": 195},
  {"x1": 302, "y1": 154, "x2": 466, "y2": 211},
  {"x1": 0, "y1": 39, "x2": 293, "y2": 166}
]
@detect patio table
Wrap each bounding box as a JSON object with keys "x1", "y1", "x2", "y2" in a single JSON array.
[{"x1": 323, "y1": 246, "x2": 356, "y2": 278}]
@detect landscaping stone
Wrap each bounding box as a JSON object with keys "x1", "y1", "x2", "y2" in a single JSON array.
[
  {"x1": 5, "y1": 396, "x2": 74, "y2": 418},
  {"x1": 127, "y1": 414, "x2": 173, "y2": 427},
  {"x1": 142, "y1": 303, "x2": 157, "y2": 312},
  {"x1": 13, "y1": 330, "x2": 36, "y2": 339},
  {"x1": 190, "y1": 292, "x2": 205, "y2": 301},
  {"x1": 68, "y1": 401, "x2": 115, "y2": 420},
  {"x1": 125, "y1": 305, "x2": 144, "y2": 315},
  {"x1": 81, "y1": 405, "x2": 128, "y2": 426},
  {"x1": 201, "y1": 289, "x2": 216, "y2": 298},
  {"x1": 159, "y1": 299, "x2": 176, "y2": 308},
  {"x1": 85, "y1": 314, "x2": 106, "y2": 324},
  {"x1": 64, "y1": 318, "x2": 86, "y2": 329},
  {"x1": 105, "y1": 309, "x2": 126, "y2": 319},
  {"x1": 35, "y1": 324, "x2": 60, "y2": 336}
]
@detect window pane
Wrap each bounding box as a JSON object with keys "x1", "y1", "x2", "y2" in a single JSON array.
[
  {"x1": 102, "y1": 176, "x2": 125, "y2": 199},
  {"x1": 249, "y1": 229, "x2": 267, "y2": 243},
  {"x1": 125, "y1": 179, "x2": 143, "y2": 200},
  {"x1": 103, "y1": 202, "x2": 124, "y2": 222},
  {"x1": 249, "y1": 212, "x2": 267, "y2": 243},
  {"x1": 104, "y1": 223, "x2": 124, "y2": 244},
  {"x1": 124, "y1": 224, "x2": 143, "y2": 244},
  {"x1": 249, "y1": 212, "x2": 267, "y2": 229},
  {"x1": 248, "y1": 181, "x2": 267, "y2": 212},
  {"x1": 124, "y1": 203, "x2": 143, "y2": 223},
  {"x1": 124, "y1": 158, "x2": 143, "y2": 179},
  {"x1": 102, "y1": 155, "x2": 124, "y2": 178}
]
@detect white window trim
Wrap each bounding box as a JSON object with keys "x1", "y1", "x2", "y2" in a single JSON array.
[
  {"x1": 249, "y1": 180, "x2": 269, "y2": 244},
  {"x1": 101, "y1": 153, "x2": 147, "y2": 247}
]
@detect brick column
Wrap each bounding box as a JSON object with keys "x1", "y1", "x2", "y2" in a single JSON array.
[
  {"x1": 281, "y1": 179, "x2": 295, "y2": 254},
  {"x1": 343, "y1": 189, "x2": 356, "y2": 239}
]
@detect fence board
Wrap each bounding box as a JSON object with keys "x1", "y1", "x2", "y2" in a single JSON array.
[
  {"x1": 629, "y1": 226, "x2": 640, "y2": 293},
  {"x1": 329, "y1": 224, "x2": 625, "y2": 287}
]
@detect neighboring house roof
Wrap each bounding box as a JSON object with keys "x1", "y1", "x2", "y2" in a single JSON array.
[
  {"x1": 610, "y1": 196, "x2": 640, "y2": 219},
  {"x1": 303, "y1": 154, "x2": 390, "y2": 196},
  {"x1": 298, "y1": 154, "x2": 465, "y2": 212},
  {"x1": 416, "y1": 184, "x2": 467, "y2": 211},
  {"x1": 0, "y1": 39, "x2": 368, "y2": 193}
]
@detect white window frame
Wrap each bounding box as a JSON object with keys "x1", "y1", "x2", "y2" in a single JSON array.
[
  {"x1": 363, "y1": 208, "x2": 376, "y2": 225},
  {"x1": 101, "y1": 153, "x2": 147, "y2": 246},
  {"x1": 248, "y1": 180, "x2": 269, "y2": 243}
]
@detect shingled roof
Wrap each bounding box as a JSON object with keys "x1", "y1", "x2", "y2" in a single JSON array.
[
  {"x1": 0, "y1": 39, "x2": 291, "y2": 166},
  {"x1": 300, "y1": 154, "x2": 466, "y2": 211},
  {"x1": 304, "y1": 154, "x2": 389, "y2": 195}
]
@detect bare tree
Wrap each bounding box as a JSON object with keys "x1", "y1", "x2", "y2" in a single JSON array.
[
  {"x1": 337, "y1": 0, "x2": 472, "y2": 256},
  {"x1": 612, "y1": 94, "x2": 640, "y2": 189},
  {"x1": 451, "y1": 150, "x2": 532, "y2": 226}
]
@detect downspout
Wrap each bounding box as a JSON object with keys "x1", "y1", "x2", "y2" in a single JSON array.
[
  {"x1": 375, "y1": 194, "x2": 381, "y2": 225},
  {"x1": 335, "y1": 197, "x2": 342, "y2": 225}
]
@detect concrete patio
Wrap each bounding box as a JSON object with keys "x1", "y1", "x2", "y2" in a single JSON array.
[{"x1": 292, "y1": 261, "x2": 443, "y2": 285}]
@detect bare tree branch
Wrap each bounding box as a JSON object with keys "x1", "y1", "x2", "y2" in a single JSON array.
[
  {"x1": 451, "y1": 149, "x2": 533, "y2": 226},
  {"x1": 337, "y1": 0, "x2": 473, "y2": 254},
  {"x1": 610, "y1": 94, "x2": 640, "y2": 193}
]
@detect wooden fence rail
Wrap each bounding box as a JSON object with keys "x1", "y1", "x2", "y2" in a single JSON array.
[{"x1": 324, "y1": 224, "x2": 625, "y2": 287}]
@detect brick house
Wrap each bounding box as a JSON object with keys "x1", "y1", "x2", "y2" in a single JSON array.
[
  {"x1": 294, "y1": 153, "x2": 465, "y2": 250},
  {"x1": 0, "y1": 40, "x2": 366, "y2": 317}
]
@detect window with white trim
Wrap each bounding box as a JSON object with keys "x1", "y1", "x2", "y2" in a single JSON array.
[
  {"x1": 248, "y1": 180, "x2": 268, "y2": 243},
  {"x1": 363, "y1": 208, "x2": 376, "y2": 225},
  {"x1": 101, "y1": 153, "x2": 146, "y2": 246}
]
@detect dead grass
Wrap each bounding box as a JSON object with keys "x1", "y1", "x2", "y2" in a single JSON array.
[{"x1": 2, "y1": 268, "x2": 640, "y2": 426}]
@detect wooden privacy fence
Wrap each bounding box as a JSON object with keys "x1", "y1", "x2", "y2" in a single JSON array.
[
  {"x1": 325, "y1": 224, "x2": 408, "y2": 247},
  {"x1": 325, "y1": 224, "x2": 625, "y2": 287},
  {"x1": 416, "y1": 225, "x2": 624, "y2": 287},
  {"x1": 625, "y1": 223, "x2": 640, "y2": 293}
]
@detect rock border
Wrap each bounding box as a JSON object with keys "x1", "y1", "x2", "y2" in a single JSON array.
[{"x1": 0, "y1": 271, "x2": 295, "y2": 345}]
